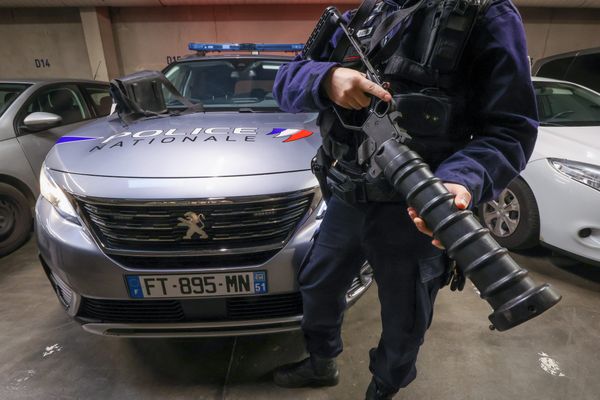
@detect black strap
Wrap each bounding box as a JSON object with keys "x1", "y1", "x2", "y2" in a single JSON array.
[
  {"x1": 368, "y1": 0, "x2": 427, "y2": 64},
  {"x1": 480, "y1": 0, "x2": 494, "y2": 15},
  {"x1": 330, "y1": 0, "x2": 379, "y2": 62}
]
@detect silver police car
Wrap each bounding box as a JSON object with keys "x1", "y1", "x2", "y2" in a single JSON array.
[{"x1": 36, "y1": 44, "x2": 373, "y2": 337}]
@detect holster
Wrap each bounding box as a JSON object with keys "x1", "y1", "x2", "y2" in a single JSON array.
[
  {"x1": 326, "y1": 164, "x2": 403, "y2": 204},
  {"x1": 311, "y1": 146, "x2": 333, "y2": 202}
]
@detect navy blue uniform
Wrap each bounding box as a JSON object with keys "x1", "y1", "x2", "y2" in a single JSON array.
[{"x1": 273, "y1": 0, "x2": 538, "y2": 393}]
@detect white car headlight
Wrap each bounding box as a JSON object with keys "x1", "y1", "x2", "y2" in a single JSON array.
[
  {"x1": 40, "y1": 164, "x2": 79, "y2": 223},
  {"x1": 550, "y1": 158, "x2": 600, "y2": 192}
]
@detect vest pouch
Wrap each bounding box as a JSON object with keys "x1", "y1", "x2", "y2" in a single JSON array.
[
  {"x1": 428, "y1": 0, "x2": 480, "y2": 73},
  {"x1": 393, "y1": 92, "x2": 454, "y2": 138}
]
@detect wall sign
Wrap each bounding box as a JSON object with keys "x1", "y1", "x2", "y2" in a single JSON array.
[{"x1": 34, "y1": 58, "x2": 51, "y2": 68}]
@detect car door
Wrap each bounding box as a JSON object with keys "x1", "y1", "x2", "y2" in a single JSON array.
[{"x1": 15, "y1": 83, "x2": 95, "y2": 177}]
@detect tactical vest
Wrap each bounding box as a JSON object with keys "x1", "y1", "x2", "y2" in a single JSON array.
[{"x1": 319, "y1": 0, "x2": 490, "y2": 171}]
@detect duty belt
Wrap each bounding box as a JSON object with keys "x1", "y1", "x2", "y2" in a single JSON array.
[{"x1": 326, "y1": 164, "x2": 402, "y2": 203}]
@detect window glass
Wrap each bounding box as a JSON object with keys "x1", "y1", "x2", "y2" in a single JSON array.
[
  {"x1": 536, "y1": 57, "x2": 574, "y2": 80},
  {"x1": 25, "y1": 85, "x2": 89, "y2": 126},
  {"x1": 83, "y1": 85, "x2": 112, "y2": 116},
  {"x1": 534, "y1": 81, "x2": 600, "y2": 126},
  {"x1": 163, "y1": 59, "x2": 284, "y2": 112},
  {"x1": 564, "y1": 53, "x2": 600, "y2": 93},
  {"x1": 0, "y1": 83, "x2": 30, "y2": 117}
]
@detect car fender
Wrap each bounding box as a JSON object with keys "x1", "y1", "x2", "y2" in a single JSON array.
[{"x1": 0, "y1": 137, "x2": 38, "y2": 203}]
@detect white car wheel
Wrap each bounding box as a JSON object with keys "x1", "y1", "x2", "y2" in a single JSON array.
[{"x1": 478, "y1": 178, "x2": 540, "y2": 250}]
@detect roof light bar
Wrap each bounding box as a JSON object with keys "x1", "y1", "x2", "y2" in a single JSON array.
[{"x1": 188, "y1": 43, "x2": 304, "y2": 53}]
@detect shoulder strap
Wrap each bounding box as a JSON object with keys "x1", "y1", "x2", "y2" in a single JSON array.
[
  {"x1": 367, "y1": 0, "x2": 427, "y2": 63},
  {"x1": 480, "y1": 0, "x2": 494, "y2": 15},
  {"x1": 330, "y1": 0, "x2": 379, "y2": 62}
]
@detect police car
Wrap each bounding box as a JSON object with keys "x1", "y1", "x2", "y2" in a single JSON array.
[{"x1": 36, "y1": 43, "x2": 373, "y2": 337}]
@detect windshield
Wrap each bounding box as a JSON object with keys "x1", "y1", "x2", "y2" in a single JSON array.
[
  {"x1": 163, "y1": 58, "x2": 285, "y2": 112},
  {"x1": 535, "y1": 81, "x2": 600, "y2": 126},
  {"x1": 0, "y1": 83, "x2": 30, "y2": 117}
]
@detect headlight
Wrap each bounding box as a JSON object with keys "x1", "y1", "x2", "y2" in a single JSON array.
[
  {"x1": 550, "y1": 158, "x2": 600, "y2": 192},
  {"x1": 40, "y1": 164, "x2": 79, "y2": 223}
]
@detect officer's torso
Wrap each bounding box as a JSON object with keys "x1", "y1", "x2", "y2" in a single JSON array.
[{"x1": 321, "y1": 0, "x2": 482, "y2": 170}]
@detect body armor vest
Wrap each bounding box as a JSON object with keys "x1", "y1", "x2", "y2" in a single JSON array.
[{"x1": 319, "y1": 0, "x2": 489, "y2": 171}]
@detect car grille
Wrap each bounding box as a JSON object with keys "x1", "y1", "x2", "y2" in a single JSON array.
[
  {"x1": 75, "y1": 190, "x2": 315, "y2": 255},
  {"x1": 110, "y1": 251, "x2": 280, "y2": 269},
  {"x1": 78, "y1": 292, "x2": 303, "y2": 323}
]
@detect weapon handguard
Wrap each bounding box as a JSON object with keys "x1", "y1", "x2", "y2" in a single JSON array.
[{"x1": 304, "y1": 5, "x2": 561, "y2": 331}]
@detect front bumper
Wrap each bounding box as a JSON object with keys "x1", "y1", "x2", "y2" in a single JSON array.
[
  {"x1": 36, "y1": 177, "x2": 372, "y2": 337},
  {"x1": 523, "y1": 159, "x2": 600, "y2": 265}
]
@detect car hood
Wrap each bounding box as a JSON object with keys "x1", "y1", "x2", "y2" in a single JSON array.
[
  {"x1": 45, "y1": 112, "x2": 321, "y2": 178},
  {"x1": 531, "y1": 126, "x2": 600, "y2": 165}
]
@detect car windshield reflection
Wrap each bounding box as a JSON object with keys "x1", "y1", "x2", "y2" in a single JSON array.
[
  {"x1": 535, "y1": 81, "x2": 600, "y2": 127},
  {"x1": 163, "y1": 59, "x2": 284, "y2": 112}
]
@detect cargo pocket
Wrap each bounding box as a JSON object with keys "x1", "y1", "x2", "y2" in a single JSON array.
[{"x1": 415, "y1": 254, "x2": 450, "y2": 332}]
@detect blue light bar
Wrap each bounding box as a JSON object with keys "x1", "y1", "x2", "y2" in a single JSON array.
[{"x1": 188, "y1": 43, "x2": 304, "y2": 53}]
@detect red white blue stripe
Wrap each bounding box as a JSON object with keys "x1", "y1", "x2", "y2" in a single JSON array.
[{"x1": 267, "y1": 128, "x2": 314, "y2": 143}]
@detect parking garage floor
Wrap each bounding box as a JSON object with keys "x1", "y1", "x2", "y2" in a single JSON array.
[{"x1": 1, "y1": 239, "x2": 599, "y2": 400}]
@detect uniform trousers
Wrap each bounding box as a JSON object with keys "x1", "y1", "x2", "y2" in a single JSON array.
[{"x1": 299, "y1": 195, "x2": 449, "y2": 392}]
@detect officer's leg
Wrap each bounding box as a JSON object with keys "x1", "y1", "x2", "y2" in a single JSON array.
[
  {"x1": 274, "y1": 196, "x2": 365, "y2": 388},
  {"x1": 299, "y1": 195, "x2": 366, "y2": 358},
  {"x1": 363, "y1": 202, "x2": 448, "y2": 395}
]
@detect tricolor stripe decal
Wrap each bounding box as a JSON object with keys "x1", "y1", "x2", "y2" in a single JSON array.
[
  {"x1": 267, "y1": 128, "x2": 314, "y2": 143},
  {"x1": 56, "y1": 136, "x2": 98, "y2": 144}
]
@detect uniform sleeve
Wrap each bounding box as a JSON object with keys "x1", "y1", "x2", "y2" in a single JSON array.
[
  {"x1": 434, "y1": 3, "x2": 538, "y2": 205},
  {"x1": 272, "y1": 56, "x2": 340, "y2": 113},
  {"x1": 272, "y1": 11, "x2": 352, "y2": 113}
]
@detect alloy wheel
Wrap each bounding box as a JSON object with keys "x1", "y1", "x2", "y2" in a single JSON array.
[{"x1": 482, "y1": 188, "x2": 521, "y2": 238}]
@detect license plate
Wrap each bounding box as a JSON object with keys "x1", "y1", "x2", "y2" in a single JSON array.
[{"x1": 126, "y1": 271, "x2": 268, "y2": 299}]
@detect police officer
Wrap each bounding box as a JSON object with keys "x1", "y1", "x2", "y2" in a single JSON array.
[{"x1": 272, "y1": 0, "x2": 538, "y2": 398}]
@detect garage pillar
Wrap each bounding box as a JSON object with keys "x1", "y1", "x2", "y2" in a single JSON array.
[{"x1": 79, "y1": 7, "x2": 120, "y2": 81}]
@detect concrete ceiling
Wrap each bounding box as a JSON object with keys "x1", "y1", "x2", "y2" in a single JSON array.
[{"x1": 1, "y1": 0, "x2": 600, "y2": 6}]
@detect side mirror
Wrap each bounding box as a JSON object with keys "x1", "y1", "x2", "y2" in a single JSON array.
[{"x1": 22, "y1": 112, "x2": 62, "y2": 132}]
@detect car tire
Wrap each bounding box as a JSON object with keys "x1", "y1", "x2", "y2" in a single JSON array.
[
  {"x1": 0, "y1": 183, "x2": 32, "y2": 257},
  {"x1": 477, "y1": 178, "x2": 540, "y2": 250}
]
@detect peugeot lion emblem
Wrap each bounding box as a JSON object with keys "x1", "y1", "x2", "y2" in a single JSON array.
[{"x1": 177, "y1": 212, "x2": 209, "y2": 240}]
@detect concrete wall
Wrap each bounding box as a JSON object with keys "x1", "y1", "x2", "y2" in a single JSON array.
[
  {"x1": 522, "y1": 7, "x2": 600, "y2": 62},
  {"x1": 110, "y1": 4, "x2": 352, "y2": 73},
  {"x1": 0, "y1": 5, "x2": 599, "y2": 80},
  {"x1": 0, "y1": 8, "x2": 91, "y2": 79}
]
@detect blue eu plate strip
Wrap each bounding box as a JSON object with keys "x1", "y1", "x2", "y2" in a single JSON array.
[
  {"x1": 126, "y1": 276, "x2": 144, "y2": 299},
  {"x1": 254, "y1": 271, "x2": 268, "y2": 294}
]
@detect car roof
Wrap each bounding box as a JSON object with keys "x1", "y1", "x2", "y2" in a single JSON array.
[
  {"x1": 532, "y1": 76, "x2": 600, "y2": 96},
  {"x1": 532, "y1": 76, "x2": 562, "y2": 83},
  {"x1": 0, "y1": 78, "x2": 108, "y2": 85}
]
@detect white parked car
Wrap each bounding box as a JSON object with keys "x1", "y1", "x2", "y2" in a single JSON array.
[{"x1": 479, "y1": 77, "x2": 600, "y2": 266}]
